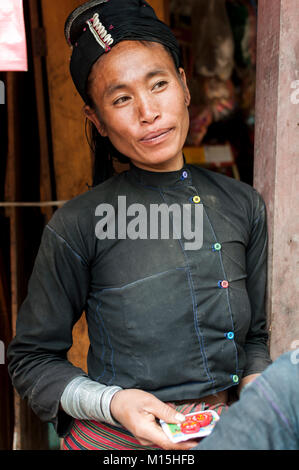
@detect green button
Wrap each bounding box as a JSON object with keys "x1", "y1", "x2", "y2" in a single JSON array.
[
  {"x1": 213, "y1": 243, "x2": 222, "y2": 251},
  {"x1": 232, "y1": 374, "x2": 239, "y2": 383}
]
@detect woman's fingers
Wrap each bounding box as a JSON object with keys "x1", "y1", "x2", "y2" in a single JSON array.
[
  {"x1": 110, "y1": 389, "x2": 199, "y2": 450},
  {"x1": 136, "y1": 418, "x2": 199, "y2": 450}
]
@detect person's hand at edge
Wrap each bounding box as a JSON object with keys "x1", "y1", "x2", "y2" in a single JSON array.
[{"x1": 110, "y1": 389, "x2": 199, "y2": 450}]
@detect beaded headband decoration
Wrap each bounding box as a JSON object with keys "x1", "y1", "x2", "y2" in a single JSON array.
[
  {"x1": 64, "y1": 0, "x2": 181, "y2": 103},
  {"x1": 86, "y1": 12, "x2": 114, "y2": 52}
]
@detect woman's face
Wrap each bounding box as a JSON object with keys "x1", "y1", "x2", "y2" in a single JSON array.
[{"x1": 85, "y1": 40, "x2": 191, "y2": 172}]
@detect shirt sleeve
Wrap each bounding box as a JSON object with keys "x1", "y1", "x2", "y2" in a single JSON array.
[
  {"x1": 243, "y1": 189, "x2": 272, "y2": 376},
  {"x1": 7, "y1": 216, "x2": 91, "y2": 436}
]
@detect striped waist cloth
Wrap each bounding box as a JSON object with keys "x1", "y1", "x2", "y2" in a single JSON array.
[{"x1": 63, "y1": 401, "x2": 228, "y2": 450}]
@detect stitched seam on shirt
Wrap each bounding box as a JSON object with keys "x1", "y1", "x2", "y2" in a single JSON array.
[
  {"x1": 94, "y1": 303, "x2": 107, "y2": 381},
  {"x1": 202, "y1": 206, "x2": 240, "y2": 374},
  {"x1": 46, "y1": 225, "x2": 87, "y2": 266},
  {"x1": 98, "y1": 267, "x2": 186, "y2": 292},
  {"x1": 95, "y1": 301, "x2": 115, "y2": 385},
  {"x1": 184, "y1": 267, "x2": 214, "y2": 384},
  {"x1": 158, "y1": 189, "x2": 213, "y2": 384}
]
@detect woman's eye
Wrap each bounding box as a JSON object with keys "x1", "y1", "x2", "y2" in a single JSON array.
[
  {"x1": 113, "y1": 96, "x2": 130, "y2": 105},
  {"x1": 153, "y1": 80, "x2": 168, "y2": 90}
]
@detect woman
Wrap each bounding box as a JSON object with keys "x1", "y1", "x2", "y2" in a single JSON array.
[{"x1": 8, "y1": 0, "x2": 272, "y2": 450}]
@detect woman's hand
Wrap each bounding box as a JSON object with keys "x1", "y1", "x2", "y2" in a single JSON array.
[{"x1": 110, "y1": 389, "x2": 199, "y2": 450}]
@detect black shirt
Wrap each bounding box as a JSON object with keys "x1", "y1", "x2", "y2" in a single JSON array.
[{"x1": 7, "y1": 163, "x2": 272, "y2": 435}]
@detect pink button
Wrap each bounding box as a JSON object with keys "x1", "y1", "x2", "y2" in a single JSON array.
[{"x1": 221, "y1": 280, "x2": 229, "y2": 288}]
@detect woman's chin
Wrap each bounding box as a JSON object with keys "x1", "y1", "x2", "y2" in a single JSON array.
[{"x1": 128, "y1": 150, "x2": 184, "y2": 172}]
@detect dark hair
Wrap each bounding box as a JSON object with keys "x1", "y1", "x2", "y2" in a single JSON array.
[{"x1": 85, "y1": 41, "x2": 181, "y2": 186}]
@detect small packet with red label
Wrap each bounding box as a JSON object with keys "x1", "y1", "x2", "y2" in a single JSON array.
[{"x1": 160, "y1": 410, "x2": 220, "y2": 443}]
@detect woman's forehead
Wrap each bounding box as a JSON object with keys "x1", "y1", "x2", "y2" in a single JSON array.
[{"x1": 90, "y1": 40, "x2": 176, "y2": 85}]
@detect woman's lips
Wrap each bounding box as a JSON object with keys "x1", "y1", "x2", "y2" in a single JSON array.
[{"x1": 139, "y1": 128, "x2": 174, "y2": 145}]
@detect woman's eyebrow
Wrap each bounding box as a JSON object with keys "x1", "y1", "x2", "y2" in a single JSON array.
[
  {"x1": 104, "y1": 83, "x2": 128, "y2": 98},
  {"x1": 145, "y1": 68, "x2": 168, "y2": 80},
  {"x1": 104, "y1": 68, "x2": 168, "y2": 98}
]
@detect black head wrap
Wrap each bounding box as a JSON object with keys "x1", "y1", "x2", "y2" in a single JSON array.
[
  {"x1": 64, "y1": 0, "x2": 182, "y2": 185},
  {"x1": 65, "y1": 0, "x2": 182, "y2": 103}
]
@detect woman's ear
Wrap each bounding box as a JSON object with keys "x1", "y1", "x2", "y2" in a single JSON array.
[
  {"x1": 178, "y1": 68, "x2": 191, "y2": 107},
  {"x1": 84, "y1": 105, "x2": 108, "y2": 137}
]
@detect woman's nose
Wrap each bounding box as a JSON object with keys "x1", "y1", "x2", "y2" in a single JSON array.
[{"x1": 137, "y1": 95, "x2": 160, "y2": 124}]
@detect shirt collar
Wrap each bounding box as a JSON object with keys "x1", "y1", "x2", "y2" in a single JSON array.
[{"x1": 128, "y1": 160, "x2": 192, "y2": 188}]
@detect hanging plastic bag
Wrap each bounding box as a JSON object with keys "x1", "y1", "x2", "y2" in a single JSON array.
[
  {"x1": 191, "y1": 0, "x2": 234, "y2": 81},
  {"x1": 0, "y1": 0, "x2": 28, "y2": 71}
]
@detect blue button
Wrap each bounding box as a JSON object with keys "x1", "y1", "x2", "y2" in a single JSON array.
[
  {"x1": 182, "y1": 171, "x2": 188, "y2": 179},
  {"x1": 226, "y1": 331, "x2": 234, "y2": 340}
]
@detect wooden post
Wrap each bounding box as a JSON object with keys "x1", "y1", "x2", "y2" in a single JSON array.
[{"x1": 254, "y1": 0, "x2": 299, "y2": 359}]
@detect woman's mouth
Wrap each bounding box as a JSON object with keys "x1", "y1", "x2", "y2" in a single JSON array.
[{"x1": 139, "y1": 128, "x2": 174, "y2": 145}]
